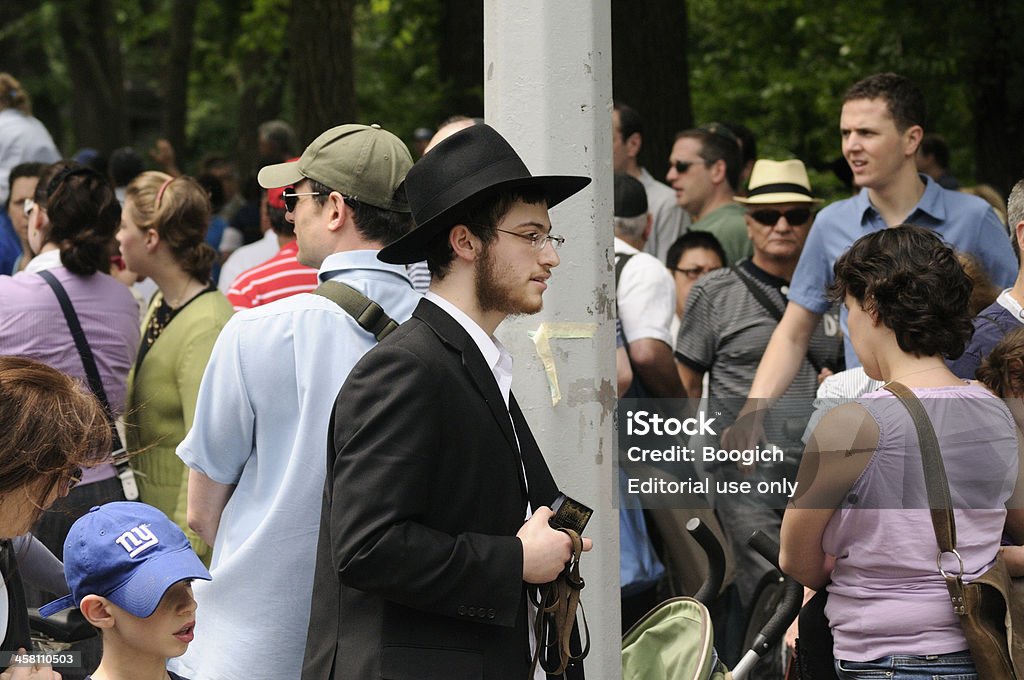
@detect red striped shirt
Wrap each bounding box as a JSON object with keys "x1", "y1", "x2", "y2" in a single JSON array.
[{"x1": 226, "y1": 241, "x2": 319, "y2": 310}]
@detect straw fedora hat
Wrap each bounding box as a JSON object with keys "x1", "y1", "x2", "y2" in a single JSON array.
[
  {"x1": 734, "y1": 159, "x2": 822, "y2": 205},
  {"x1": 378, "y1": 124, "x2": 590, "y2": 264}
]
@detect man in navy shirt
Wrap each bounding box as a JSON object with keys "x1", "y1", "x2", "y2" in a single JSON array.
[{"x1": 949, "y1": 178, "x2": 1024, "y2": 378}]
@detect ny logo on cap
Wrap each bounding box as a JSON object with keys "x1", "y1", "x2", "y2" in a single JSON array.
[{"x1": 114, "y1": 524, "x2": 159, "y2": 558}]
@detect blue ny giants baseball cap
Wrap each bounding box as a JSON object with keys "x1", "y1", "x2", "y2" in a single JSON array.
[{"x1": 39, "y1": 502, "x2": 211, "y2": 619}]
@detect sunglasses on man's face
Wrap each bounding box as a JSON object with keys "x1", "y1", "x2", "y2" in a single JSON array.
[
  {"x1": 748, "y1": 207, "x2": 812, "y2": 227},
  {"x1": 281, "y1": 187, "x2": 328, "y2": 213},
  {"x1": 671, "y1": 160, "x2": 707, "y2": 175}
]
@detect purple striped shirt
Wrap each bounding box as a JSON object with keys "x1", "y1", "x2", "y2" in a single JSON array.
[{"x1": 0, "y1": 265, "x2": 140, "y2": 483}]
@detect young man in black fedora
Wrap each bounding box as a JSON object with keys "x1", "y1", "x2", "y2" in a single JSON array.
[{"x1": 302, "y1": 124, "x2": 592, "y2": 680}]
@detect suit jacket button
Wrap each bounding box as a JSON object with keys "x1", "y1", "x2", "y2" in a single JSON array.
[
  {"x1": 458, "y1": 605, "x2": 466, "y2": 615},
  {"x1": 488, "y1": 609, "x2": 496, "y2": 619},
  {"x1": 468, "y1": 607, "x2": 476, "y2": 616}
]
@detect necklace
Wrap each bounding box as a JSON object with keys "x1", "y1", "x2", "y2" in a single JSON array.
[
  {"x1": 881, "y1": 365, "x2": 945, "y2": 389},
  {"x1": 164, "y1": 278, "x2": 203, "y2": 309}
]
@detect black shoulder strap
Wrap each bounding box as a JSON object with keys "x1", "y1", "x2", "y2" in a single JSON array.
[
  {"x1": 313, "y1": 280, "x2": 398, "y2": 341},
  {"x1": 729, "y1": 264, "x2": 826, "y2": 374},
  {"x1": 38, "y1": 270, "x2": 125, "y2": 455},
  {"x1": 977, "y1": 312, "x2": 1022, "y2": 335},
  {"x1": 729, "y1": 263, "x2": 784, "y2": 321},
  {"x1": 614, "y1": 253, "x2": 635, "y2": 290},
  {"x1": 39, "y1": 270, "x2": 110, "y2": 408}
]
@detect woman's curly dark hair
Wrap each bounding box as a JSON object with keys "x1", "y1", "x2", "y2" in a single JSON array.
[
  {"x1": 829, "y1": 225, "x2": 973, "y2": 359},
  {"x1": 35, "y1": 161, "x2": 121, "y2": 276}
]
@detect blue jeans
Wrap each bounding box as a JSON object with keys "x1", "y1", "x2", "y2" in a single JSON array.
[{"x1": 835, "y1": 651, "x2": 977, "y2": 679}]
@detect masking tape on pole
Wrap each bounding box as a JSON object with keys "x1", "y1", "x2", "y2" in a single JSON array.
[{"x1": 528, "y1": 322, "x2": 598, "y2": 406}]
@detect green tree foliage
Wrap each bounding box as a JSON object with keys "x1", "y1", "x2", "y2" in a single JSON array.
[
  {"x1": 353, "y1": 0, "x2": 445, "y2": 143},
  {"x1": 687, "y1": 0, "x2": 990, "y2": 198},
  {"x1": 5, "y1": 0, "x2": 1021, "y2": 193}
]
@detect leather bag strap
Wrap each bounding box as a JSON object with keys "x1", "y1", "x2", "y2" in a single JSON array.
[
  {"x1": 38, "y1": 270, "x2": 124, "y2": 455},
  {"x1": 529, "y1": 528, "x2": 589, "y2": 678},
  {"x1": 883, "y1": 381, "x2": 957, "y2": 552},
  {"x1": 312, "y1": 280, "x2": 398, "y2": 341}
]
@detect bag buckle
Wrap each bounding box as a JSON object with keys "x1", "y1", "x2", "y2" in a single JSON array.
[{"x1": 937, "y1": 548, "x2": 964, "y2": 580}]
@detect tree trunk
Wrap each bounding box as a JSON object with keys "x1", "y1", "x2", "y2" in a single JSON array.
[
  {"x1": 438, "y1": 0, "x2": 484, "y2": 119},
  {"x1": 162, "y1": 0, "x2": 200, "y2": 160},
  {"x1": 611, "y1": 0, "x2": 692, "y2": 177},
  {"x1": 56, "y1": 0, "x2": 128, "y2": 154},
  {"x1": 235, "y1": 50, "x2": 288, "y2": 181},
  {"x1": 289, "y1": 0, "x2": 356, "y2": 146},
  {"x1": 968, "y1": 0, "x2": 1024, "y2": 196}
]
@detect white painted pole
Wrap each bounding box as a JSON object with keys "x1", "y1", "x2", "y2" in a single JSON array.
[{"x1": 484, "y1": 2, "x2": 620, "y2": 678}]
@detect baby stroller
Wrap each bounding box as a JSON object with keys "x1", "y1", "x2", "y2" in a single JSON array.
[{"x1": 622, "y1": 519, "x2": 803, "y2": 680}]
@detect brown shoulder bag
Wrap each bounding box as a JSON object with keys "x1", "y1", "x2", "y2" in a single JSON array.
[{"x1": 886, "y1": 382, "x2": 1024, "y2": 679}]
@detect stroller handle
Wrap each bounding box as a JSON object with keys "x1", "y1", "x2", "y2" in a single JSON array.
[
  {"x1": 745, "y1": 530, "x2": 804, "y2": 654},
  {"x1": 686, "y1": 517, "x2": 726, "y2": 605}
]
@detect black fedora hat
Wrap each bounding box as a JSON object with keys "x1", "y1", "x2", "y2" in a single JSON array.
[{"x1": 378, "y1": 124, "x2": 591, "y2": 264}]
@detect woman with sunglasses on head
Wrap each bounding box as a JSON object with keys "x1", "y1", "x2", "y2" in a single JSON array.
[
  {"x1": 0, "y1": 160, "x2": 139, "y2": 545},
  {"x1": 780, "y1": 225, "x2": 1024, "y2": 679},
  {"x1": 117, "y1": 171, "x2": 232, "y2": 563},
  {"x1": 0, "y1": 356, "x2": 112, "y2": 680}
]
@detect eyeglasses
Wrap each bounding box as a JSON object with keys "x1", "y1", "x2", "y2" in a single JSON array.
[
  {"x1": 748, "y1": 208, "x2": 812, "y2": 227},
  {"x1": 59, "y1": 469, "x2": 82, "y2": 496},
  {"x1": 281, "y1": 187, "x2": 328, "y2": 213},
  {"x1": 669, "y1": 265, "x2": 719, "y2": 280},
  {"x1": 494, "y1": 228, "x2": 565, "y2": 251},
  {"x1": 23, "y1": 198, "x2": 38, "y2": 217}
]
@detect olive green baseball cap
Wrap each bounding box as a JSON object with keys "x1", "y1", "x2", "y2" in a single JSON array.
[{"x1": 257, "y1": 123, "x2": 413, "y2": 212}]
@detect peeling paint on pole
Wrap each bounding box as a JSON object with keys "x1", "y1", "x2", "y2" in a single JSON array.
[{"x1": 485, "y1": 2, "x2": 620, "y2": 677}]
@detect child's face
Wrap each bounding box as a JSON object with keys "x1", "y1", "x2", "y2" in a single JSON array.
[{"x1": 111, "y1": 580, "x2": 198, "y2": 659}]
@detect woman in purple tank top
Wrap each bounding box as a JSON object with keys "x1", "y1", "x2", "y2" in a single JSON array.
[{"x1": 780, "y1": 225, "x2": 1024, "y2": 679}]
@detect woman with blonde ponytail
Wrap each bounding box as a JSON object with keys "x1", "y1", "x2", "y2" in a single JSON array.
[{"x1": 118, "y1": 171, "x2": 232, "y2": 562}]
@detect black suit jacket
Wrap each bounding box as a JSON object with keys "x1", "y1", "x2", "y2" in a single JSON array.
[{"x1": 303, "y1": 299, "x2": 584, "y2": 680}]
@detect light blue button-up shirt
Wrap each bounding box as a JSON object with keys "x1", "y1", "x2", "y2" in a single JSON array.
[
  {"x1": 172, "y1": 249, "x2": 421, "y2": 680},
  {"x1": 789, "y1": 175, "x2": 1016, "y2": 367}
]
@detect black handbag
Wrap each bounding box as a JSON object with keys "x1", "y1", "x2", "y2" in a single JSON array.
[{"x1": 787, "y1": 589, "x2": 838, "y2": 680}]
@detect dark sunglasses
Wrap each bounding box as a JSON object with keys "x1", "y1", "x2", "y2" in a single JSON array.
[
  {"x1": 281, "y1": 186, "x2": 328, "y2": 213},
  {"x1": 672, "y1": 160, "x2": 707, "y2": 175},
  {"x1": 749, "y1": 207, "x2": 812, "y2": 226}
]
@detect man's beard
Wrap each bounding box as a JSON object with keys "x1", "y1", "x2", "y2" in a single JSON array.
[{"x1": 474, "y1": 242, "x2": 542, "y2": 317}]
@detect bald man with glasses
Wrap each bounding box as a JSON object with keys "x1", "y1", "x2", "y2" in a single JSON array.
[{"x1": 674, "y1": 160, "x2": 841, "y2": 658}]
